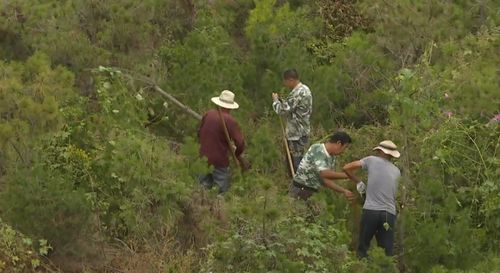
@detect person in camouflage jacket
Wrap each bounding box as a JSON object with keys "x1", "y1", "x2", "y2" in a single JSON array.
[
  {"x1": 290, "y1": 132, "x2": 355, "y2": 201},
  {"x1": 272, "y1": 69, "x2": 313, "y2": 173}
]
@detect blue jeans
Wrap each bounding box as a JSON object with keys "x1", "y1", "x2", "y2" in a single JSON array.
[
  {"x1": 358, "y1": 209, "x2": 397, "y2": 258},
  {"x1": 198, "y1": 167, "x2": 231, "y2": 194}
]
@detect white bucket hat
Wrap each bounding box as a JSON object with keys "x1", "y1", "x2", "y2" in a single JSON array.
[
  {"x1": 211, "y1": 90, "x2": 239, "y2": 109},
  {"x1": 373, "y1": 140, "x2": 400, "y2": 158}
]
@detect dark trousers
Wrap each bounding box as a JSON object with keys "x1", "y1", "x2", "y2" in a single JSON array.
[
  {"x1": 358, "y1": 209, "x2": 396, "y2": 258},
  {"x1": 289, "y1": 182, "x2": 317, "y2": 200}
]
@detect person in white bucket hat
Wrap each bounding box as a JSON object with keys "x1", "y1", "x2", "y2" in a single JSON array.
[
  {"x1": 198, "y1": 90, "x2": 249, "y2": 194},
  {"x1": 211, "y1": 90, "x2": 240, "y2": 110},
  {"x1": 342, "y1": 140, "x2": 401, "y2": 258},
  {"x1": 373, "y1": 140, "x2": 400, "y2": 159}
]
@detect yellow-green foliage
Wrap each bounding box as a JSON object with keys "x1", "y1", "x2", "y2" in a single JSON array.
[
  {"x1": 0, "y1": 52, "x2": 77, "y2": 170},
  {"x1": 0, "y1": 218, "x2": 53, "y2": 273},
  {"x1": 0, "y1": 1, "x2": 498, "y2": 272}
]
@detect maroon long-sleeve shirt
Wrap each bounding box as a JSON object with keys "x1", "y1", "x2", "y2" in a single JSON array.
[{"x1": 198, "y1": 109, "x2": 245, "y2": 168}]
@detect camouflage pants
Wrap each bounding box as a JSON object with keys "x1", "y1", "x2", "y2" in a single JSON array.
[{"x1": 287, "y1": 135, "x2": 309, "y2": 174}]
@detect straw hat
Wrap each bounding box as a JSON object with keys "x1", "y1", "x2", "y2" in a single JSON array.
[
  {"x1": 373, "y1": 140, "x2": 400, "y2": 158},
  {"x1": 211, "y1": 90, "x2": 239, "y2": 109}
]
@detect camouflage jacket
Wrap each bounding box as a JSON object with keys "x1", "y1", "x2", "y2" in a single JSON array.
[
  {"x1": 273, "y1": 83, "x2": 312, "y2": 140},
  {"x1": 293, "y1": 143, "x2": 336, "y2": 190}
]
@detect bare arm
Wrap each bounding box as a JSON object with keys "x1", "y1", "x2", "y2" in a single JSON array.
[
  {"x1": 320, "y1": 169, "x2": 348, "y2": 180},
  {"x1": 342, "y1": 160, "x2": 363, "y2": 184},
  {"x1": 323, "y1": 178, "x2": 348, "y2": 193},
  {"x1": 323, "y1": 178, "x2": 355, "y2": 202}
]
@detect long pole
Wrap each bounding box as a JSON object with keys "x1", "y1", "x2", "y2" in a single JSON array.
[
  {"x1": 279, "y1": 116, "x2": 295, "y2": 177},
  {"x1": 217, "y1": 108, "x2": 241, "y2": 170},
  {"x1": 153, "y1": 85, "x2": 202, "y2": 121},
  {"x1": 116, "y1": 68, "x2": 203, "y2": 121}
]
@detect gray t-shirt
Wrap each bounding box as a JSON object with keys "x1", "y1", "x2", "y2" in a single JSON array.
[{"x1": 361, "y1": 156, "x2": 401, "y2": 215}]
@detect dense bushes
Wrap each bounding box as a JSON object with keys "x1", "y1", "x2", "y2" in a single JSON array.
[
  {"x1": 0, "y1": 218, "x2": 53, "y2": 273},
  {"x1": 404, "y1": 120, "x2": 499, "y2": 272},
  {"x1": 0, "y1": 0, "x2": 498, "y2": 272}
]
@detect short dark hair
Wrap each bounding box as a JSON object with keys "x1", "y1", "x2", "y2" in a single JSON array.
[
  {"x1": 328, "y1": 131, "x2": 352, "y2": 145},
  {"x1": 283, "y1": 68, "x2": 299, "y2": 80}
]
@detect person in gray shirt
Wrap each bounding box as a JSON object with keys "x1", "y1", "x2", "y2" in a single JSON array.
[{"x1": 343, "y1": 140, "x2": 401, "y2": 258}]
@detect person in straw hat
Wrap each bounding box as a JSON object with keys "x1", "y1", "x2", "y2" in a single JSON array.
[
  {"x1": 342, "y1": 140, "x2": 402, "y2": 258},
  {"x1": 198, "y1": 90, "x2": 249, "y2": 194}
]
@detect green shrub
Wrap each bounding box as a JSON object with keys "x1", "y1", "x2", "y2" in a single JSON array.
[
  {"x1": 0, "y1": 218, "x2": 54, "y2": 273},
  {"x1": 0, "y1": 165, "x2": 91, "y2": 251}
]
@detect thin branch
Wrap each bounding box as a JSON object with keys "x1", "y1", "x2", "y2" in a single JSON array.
[
  {"x1": 106, "y1": 67, "x2": 203, "y2": 121},
  {"x1": 9, "y1": 140, "x2": 26, "y2": 165}
]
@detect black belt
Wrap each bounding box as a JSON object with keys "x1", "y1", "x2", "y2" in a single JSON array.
[{"x1": 293, "y1": 181, "x2": 318, "y2": 192}]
